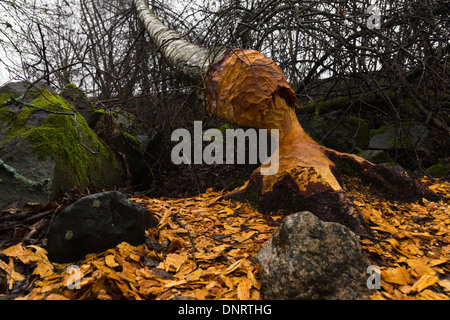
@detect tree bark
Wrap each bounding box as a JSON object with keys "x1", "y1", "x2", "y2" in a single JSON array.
[
  {"x1": 134, "y1": 0, "x2": 215, "y2": 82},
  {"x1": 134, "y1": 1, "x2": 441, "y2": 236}
]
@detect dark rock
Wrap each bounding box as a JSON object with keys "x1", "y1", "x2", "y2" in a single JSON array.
[
  {"x1": 47, "y1": 191, "x2": 158, "y2": 263},
  {"x1": 359, "y1": 149, "x2": 393, "y2": 164},
  {"x1": 359, "y1": 149, "x2": 406, "y2": 173},
  {"x1": 256, "y1": 211, "x2": 372, "y2": 300}
]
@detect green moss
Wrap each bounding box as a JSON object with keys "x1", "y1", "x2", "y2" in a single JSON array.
[
  {"x1": 0, "y1": 106, "x2": 15, "y2": 126},
  {"x1": 93, "y1": 108, "x2": 107, "y2": 115},
  {"x1": 347, "y1": 116, "x2": 370, "y2": 149},
  {"x1": 314, "y1": 103, "x2": 320, "y2": 118},
  {"x1": 30, "y1": 91, "x2": 74, "y2": 112},
  {"x1": 427, "y1": 160, "x2": 450, "y2": 177},
  {"x1": 1, "y1": 89, "x2": 120, "y2": 194},
  {"x1": 218, "y1": 123, "x2": 232, "y2": 134},
  {"x1": 370, "y1": 125, "x2": 387, "y2": 137},
  {"x1": 5, "y1": 107, "x2": 36, "y2": 138},
  {"x1": 0, "y1": 92, "x2": 18, "y2": 106},
  {"x1": 388, "y1": 135, "x2": 411, "y2": 148},
  {"x1": 227, "y1": 179, "x2": 246, "y2": 190},
  {"x1": 123, "y1": 132, "x2": 141, "y2": 147},
  {"x1": 64, "y1": 83, "x2": 78, "y2": 89}
]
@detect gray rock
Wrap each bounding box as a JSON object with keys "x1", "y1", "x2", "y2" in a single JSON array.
[
  {"x1": 0, "y1": 80, "x2": 50, "y2": 94},
  {"x1": 46, "y1": 191, "x2": 159, "y2": 263},
  {"x1": 368, "y1": 123, "x2": 429, "y2": 151},
  {"x1": 359, "y1": 150, "x2": 393, "y2": 164},
  {"x1": 256, "y1": 211, "x2": 372, "y2": 300},
  {"x1": 0, "y1": 139, "x2": 53, "y2": 206},
  {"x1": 25, "y1": 110, "x2": 49, "y2": 126},
  {"x1": 359, "y1": 150, "x2": 406, "y2": 173},
  {"x1": 0, "y1": 80, "x2": 52, "y2": 103}
]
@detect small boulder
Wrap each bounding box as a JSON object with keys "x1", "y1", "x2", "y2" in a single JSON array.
[
  {"x1": 256, "y1": 211, "x2": 372, "y2": 300},
  {"x1": 46, "y1": 191, "x2": 158, "y2": 263}
]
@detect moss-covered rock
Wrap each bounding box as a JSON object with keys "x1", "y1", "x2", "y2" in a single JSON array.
[
  {"x1": 427, "y1": 159, "x2": 450, "y2": 177},
  {"x1": 0, "y1": 81, "x2": 123, "y2": 208},
  {"x1": 59, "y1": 82, "x2": 96, "y2": 126},
  {"x1": 92, "y1": 112, "x2": 154, "y2": 188}
]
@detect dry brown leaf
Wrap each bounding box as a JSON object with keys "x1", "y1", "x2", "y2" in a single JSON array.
[
  {"x1": 382, "y1": 267, "x2": 412, "y2": 286},
  {"x1": 45, "y1": 293, "x2": 69, "y2": 300},
  {"x1": 163, "y1": 253, "x2": 188, "y2": 273},
  {"x1": 438, "y1": 279, "x2": 450, "y2": 291},
  {"x1": 185, "y1": 268, "x2": 203, "y2": 281},
  {"x1": 165, "y1": 279, "x2": 187, "y2": 288},
  {"x1": 3, "y1": 243, "x2": 33, "y2": 264},
  {"x1": 410, "y1": 272, "x2": 439, "y2": 293},
  {"x1": 237, "y1": 277, "x2": 252, "y2": 300},
  {"x1": 194, "y1": 288, "x2": 207, "y2": 300},
  {"x1": 224, "y1": 260, "x2": 241, "y2": 275},
  {"x1": 105, "y1": 255, "x2": 119, "y2": 268},
  {"x1": 0, "y1": 259, "x2": 25, "y2": 282},
  {"x1": 417, "y1": 289, "x2": 449, "y2": 300},
  {"x1": 247, "y1": 269, "x2": 260, "y2": 289}
]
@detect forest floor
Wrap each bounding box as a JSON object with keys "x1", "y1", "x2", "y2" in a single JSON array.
[{"x1": 0, "y1": 170, "x2": 449, "y2": 300}]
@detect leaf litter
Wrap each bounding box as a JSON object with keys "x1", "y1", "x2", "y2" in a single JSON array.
[
  {"x1": 0, "y1": 178, "x2": 449, "y2": 300},
  {"x1": 345, "y1": 177, "x2": 449, "y2": 300}
]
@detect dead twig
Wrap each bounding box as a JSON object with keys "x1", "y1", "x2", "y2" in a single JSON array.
[
  {"x1": 0, "y1": 210, "x2": 54, "y2": 232},
  {"x1": 213, "y1": 230, "x2": 272, "y2": 261},
  {"x1": 171, "y1": 212, "x2": 196, "y2": 263}
]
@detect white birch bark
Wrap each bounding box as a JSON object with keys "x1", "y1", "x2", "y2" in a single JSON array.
[{"x1": 133, "y1": 0, "x2": 217, "y2": 81}]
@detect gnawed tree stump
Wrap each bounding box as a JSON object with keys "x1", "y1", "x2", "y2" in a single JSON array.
[
  {"x1": 204, "y1": 49, "x2": 440, "y2": 236},
  {"x1": 133, "y1": 1, "x2": 441, "y2": 237}
]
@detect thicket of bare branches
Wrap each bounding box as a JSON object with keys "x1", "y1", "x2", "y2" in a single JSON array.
[{"x1": 1, "y1": 0, "x2": 448, "y2": 144}]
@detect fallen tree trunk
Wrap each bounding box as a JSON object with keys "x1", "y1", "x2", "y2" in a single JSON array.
[{"x1": 133, "y1": 0, "x2": 440, "y2": 236}]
